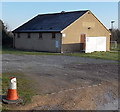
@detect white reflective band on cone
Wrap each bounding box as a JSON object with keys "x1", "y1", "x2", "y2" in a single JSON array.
[{"x1": 9, "y1": 77, "x2": 17, "y2": 89}]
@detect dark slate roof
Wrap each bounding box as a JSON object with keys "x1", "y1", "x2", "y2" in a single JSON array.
[{"x1": 13, "y1": 10, "x2": 88, "y2": 33}]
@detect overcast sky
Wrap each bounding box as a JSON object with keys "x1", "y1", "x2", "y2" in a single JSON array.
[{"x1": 1, "y1": 2, "x2": 118, "y2": 31}]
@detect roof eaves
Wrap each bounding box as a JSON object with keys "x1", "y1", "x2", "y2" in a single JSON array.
[
  {"x1": 90, "y1": 11, "x2": 110, "y2": 33},
  {"x1": 12, "y1": 30, "x2": 61, "y2": 33}
]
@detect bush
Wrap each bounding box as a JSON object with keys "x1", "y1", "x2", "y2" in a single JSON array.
[
  {"x1": 2, "y1": 30, "x2": 13, "y2": 47},
  {"x1": 110, "y1": 29, "x2": 120, "y2": 43},
  {"x1": 0, "y1": 20, "x2": 13, "y2": 47}
]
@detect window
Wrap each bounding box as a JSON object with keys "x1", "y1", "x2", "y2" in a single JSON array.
[
  {"x1": 52, "y1": 33, "x2": 55, "y2": 39},
  {"x1": 17, "y1": 33, "x2": 20, "y2": 38},
  {"x1": 28, "y1": 33, "x2": 31, "y2": 38},
  {"x1": 39, "y1": 33, "x2": 42, "y2": 39}
]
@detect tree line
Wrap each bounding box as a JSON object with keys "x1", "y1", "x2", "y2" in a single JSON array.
[
  {"x1": 110, "y1": 29, "x2": 120, "y2": 43},
  {"x1": 0, "y1": 20, "x2": 13, "y2": 47}
]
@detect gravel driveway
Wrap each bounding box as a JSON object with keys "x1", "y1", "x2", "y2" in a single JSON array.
[{"x1": 2, "y1": 54, "x2": 119, "y2": 110}]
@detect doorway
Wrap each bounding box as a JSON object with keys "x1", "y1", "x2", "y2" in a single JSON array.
[{"x1": 80, "y1": 34, "x2": 86, "y2": 51}]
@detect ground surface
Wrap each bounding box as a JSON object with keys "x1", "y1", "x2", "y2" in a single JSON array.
[{"x1": 2, "y1": 54, "x2": 119, "y2": 110}]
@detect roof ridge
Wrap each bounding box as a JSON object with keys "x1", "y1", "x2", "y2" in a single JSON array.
[
  {"x1": 13, "y1": 10, "x2": 89, "y2": 32},
  {"x1": 38, "y1": 10, "x2": 89, "y2": 16}
]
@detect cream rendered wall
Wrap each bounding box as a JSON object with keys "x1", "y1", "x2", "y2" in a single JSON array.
[
  {"x1": 61, "y1": 11, "x2": 110, "y2": 52},
  {"x1": 14, "y1": 33, "x2": 62, "y2": 52}
]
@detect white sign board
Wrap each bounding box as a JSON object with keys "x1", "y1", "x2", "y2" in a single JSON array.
[
  {"x1": 85, "y1": 37, "x2": 106, "y2": 53},
  {"x1": 56, "y1": 40, "x2": 59, "y2": 48}
]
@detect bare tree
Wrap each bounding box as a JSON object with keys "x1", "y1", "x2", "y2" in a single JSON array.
[{"x1": 110, "y1": 29, "x2": 120, "y2": 43}]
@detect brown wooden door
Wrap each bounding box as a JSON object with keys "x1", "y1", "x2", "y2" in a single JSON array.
[{"x1": 80, "y1": 34, "x2": 86, "y2": 50}]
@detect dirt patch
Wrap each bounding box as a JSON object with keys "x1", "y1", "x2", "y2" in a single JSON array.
[{"x1": 11, "y1": 81, "x2": 118, "y2": 110}]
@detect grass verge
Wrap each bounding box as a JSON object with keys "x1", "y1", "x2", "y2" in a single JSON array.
[
  {"x1": 2, "y1": 47, "x2": 59, "y2": 55},
  {"x1": 2, "y1": 47, "x2": 119, "y2": 61},
  {"x1": 66, "y1": 51, "x2": 119, "y2": 61},
  {"x1": 2, "y1": 72, "x2": 36, "y2": 110}
]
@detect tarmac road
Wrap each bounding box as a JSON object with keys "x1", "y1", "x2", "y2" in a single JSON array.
[
  {"x1": 2, "y1": 54, "x2": 118, "y2": 94},
  {"x1": 2, "y1": 54, "x2": 119, "y2": 110}
]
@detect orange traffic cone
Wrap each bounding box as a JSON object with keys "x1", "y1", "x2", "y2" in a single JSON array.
[
  {"x1": 6, "y1": 77, "x2": 18, "y2": 100},
  {"x1": 3, "y1": 77, "x2": 19, "y2": 104}
]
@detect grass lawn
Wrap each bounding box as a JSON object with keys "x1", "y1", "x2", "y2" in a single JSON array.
[
  {"x1": 66, "y1": 51, "x2": 119, "y2": 61},
  {"x1": 2, "y1": 47, "x2": 59, "y2": 55},
  {"x1": 2, "y1": 47, "x2": 119, "y2": 61},
  {"x1": 2, "y1": 72, "x2": 36, "y2": 110}
]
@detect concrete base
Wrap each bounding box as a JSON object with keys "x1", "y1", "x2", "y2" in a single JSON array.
[{"x1": 2, "y1": 98, "x2": 23, "y2": 104}]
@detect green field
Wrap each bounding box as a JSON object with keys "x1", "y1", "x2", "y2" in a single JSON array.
[{"x1": 2, "y1": 47, "x2": 119, "y2": 61}]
